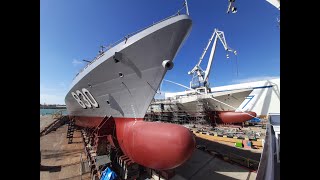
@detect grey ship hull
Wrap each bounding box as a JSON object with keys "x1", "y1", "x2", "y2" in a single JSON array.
[
  {"x1": 148, "y1": 90, "x2": 252, "y2": 114},
  {"x1": 65, "y1": 15, "x2": 192, "y2": 126},
  {"x1": 175, "y1": 90, "x2": 252, "y2": 114}
]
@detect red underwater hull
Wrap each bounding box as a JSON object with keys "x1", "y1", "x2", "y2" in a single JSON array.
[
  {"x1": 72, "y1": 116, "x2": 195, "y2": 170},
  {"x1": 210, "y1": 111, "x2": 257, "y2": 124}
]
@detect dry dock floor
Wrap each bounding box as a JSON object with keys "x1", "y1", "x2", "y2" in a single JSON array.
[
  {"x1": 40, "y1": 116, "x2": 90, "y2": 180},
  {"x1": 173, "y1": 149, "x2": 257, "y2": 180},
  {"x1": 40, "y1": 116, "x2": 259, "y2": 180},
  {"x1": 40, "y1": 115, "x2": 57, "y2": 132},
  {"x1": 196, "y1": 137, "x2": 262, "y2": 162}
]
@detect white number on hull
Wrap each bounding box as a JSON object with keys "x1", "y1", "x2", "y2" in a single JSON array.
[
  {"x1": 76, "y1": 90, "x2": 91, "y2": 108},
  {"x1": 71, "y1": 88, "x2": 99, "y2": 109},
  {"x1": 71, "y1": 92, "x2": 87, "y2": 108},
  {"x1": 82, "y1": 88, "x2": 99, "y2": 107}
]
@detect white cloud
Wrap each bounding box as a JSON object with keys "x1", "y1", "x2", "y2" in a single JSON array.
[
  {"x1": 58, "y1": 82, "x2": 67, "y2": 89},
  {"x1": 40, "y1": 83, "x2": 68, "y2": 104},
  {"x1": 231, "y1": 75, "x2": 279, "y2": 84},
  {"x1": 72, "y1": 59, "x2": 84, "y2": 66},
  {"x1": 40, "y1": 93, "x2": 65, "y2": 104}
]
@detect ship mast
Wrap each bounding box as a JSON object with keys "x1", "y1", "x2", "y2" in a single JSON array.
[{"x1": 184, "y1": 0, "x2": 189, "y2": 15}]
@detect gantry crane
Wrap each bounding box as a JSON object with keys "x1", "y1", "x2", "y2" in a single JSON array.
[{"x1": 188, "y1": 28, "x2": 237, "y2": 93}]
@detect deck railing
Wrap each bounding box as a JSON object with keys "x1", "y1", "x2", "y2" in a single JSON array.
[{"x1": 73, "y1": 4, "x2": 188, "y2": 80}]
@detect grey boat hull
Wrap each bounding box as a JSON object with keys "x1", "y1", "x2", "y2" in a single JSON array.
[{"x1": 65, "y1": 15, "x2": 192, "y2": 123}]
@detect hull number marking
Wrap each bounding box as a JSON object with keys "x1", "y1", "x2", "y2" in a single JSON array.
[{"x1": 71, "y1": 88, "x2": 99, "y2": 108}]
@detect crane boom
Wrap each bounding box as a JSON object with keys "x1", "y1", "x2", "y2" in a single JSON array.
[
  {"x1": 188, "y1": 28, "x2": 236, "y2": 92},
  {"x1": 203, "y1": 33, "x2": 218, "y2": 83},
  {"x1": 188, "y1": 32, "x2": 216, "y2": 75}
]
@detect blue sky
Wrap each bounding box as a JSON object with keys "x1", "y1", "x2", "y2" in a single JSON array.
[{"x1": 40, "y1": 0, "x2": 279, "y2": 104}]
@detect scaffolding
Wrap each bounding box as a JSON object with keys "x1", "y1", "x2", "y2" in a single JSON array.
[{"x1": 192, "y1": 99, "x2": 209, "y2": 125}]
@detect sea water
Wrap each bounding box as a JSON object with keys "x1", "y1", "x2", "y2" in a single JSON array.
[{"x1": 40, "y1": 109, "x2": 68, "y2": 116}]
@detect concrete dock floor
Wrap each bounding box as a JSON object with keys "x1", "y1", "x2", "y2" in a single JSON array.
[
  {"x1": 40, "y1": 115, "x2": 57, "y2": 133},
  {"x1": 40, "y1": 115, "x2": 90, "y2": 180},
  {"x1": 196, "y1": 137, "x2": 262, "y2": 162},
  {"x1": 173, "y1": 149, "x2": 257, "y2": 180},
  {"x1": 40, "y1": 116, "x2": 259, "y2": 180}
]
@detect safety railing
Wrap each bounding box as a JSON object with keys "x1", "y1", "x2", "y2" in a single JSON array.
[{"x1": 73, "y1": 3, "x2": 189, "y2": 80}]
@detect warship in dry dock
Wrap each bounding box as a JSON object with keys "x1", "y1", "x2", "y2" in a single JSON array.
[
  {"x1": 146, "y1": 28, "x2": 257, "y2": 125},
  {"x1": 64, "y1": 4, "x2": 195, "y2": 171}
]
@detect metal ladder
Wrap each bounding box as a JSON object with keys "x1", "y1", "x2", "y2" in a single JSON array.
[{"x1": 67, "y1": 118, "x2": 75, "y2": 144}]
